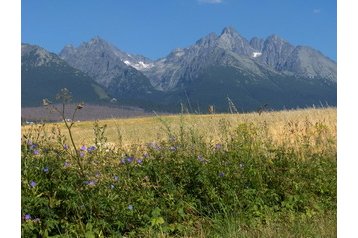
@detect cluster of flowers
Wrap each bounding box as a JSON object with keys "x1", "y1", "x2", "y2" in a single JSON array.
[
  {"x1": 23, "y1": 214, "x2": 40, "y2": 223},
  {"x1": 120, "y1": 156, "x2": 143, "y2": 165},
  {"x1": 27, "y1": 140, "x2": 40, "y2": 155}
]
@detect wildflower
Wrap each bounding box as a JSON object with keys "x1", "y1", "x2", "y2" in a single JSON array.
[
  {"x1": 137, "y1": 159, "x2": 143, "y2": 164},
  {"x1": 29, "y1": 181, "x2": 37, "y2": 188},
  {"x1": 63, "y1": 144, "x2": 68, "y2": 150},
  {"x1": 43, "y1": 167, "x2": 49, "y2": 173},
  {"x1": 110, "y1": 184, "x2": 115, "y2": 189},
  {"x1": 80, "y1": 145, "x2": 87, "y2": 151},
  {"x1": 24, "y1": 214, "x2": 31, "y2": 220},
  {"x1": 239, "y1": 163, "x2": 244, "y2": 169},
  {"x1": 79, "y1": 152, "x2": 85, "y2": 158},
  {"x1": 121, "y1": 157, "x2": 134, "y2": 164},
  {"x1": 64, "y1": 161, "x2": 70, "y2": 167},
  {"x1": 84, "y1": 180, "x2": 96, "y2": 186},
  {"x1": 215, "y1": 144, "x2": 222, "y2": 150},
  {"x1": 27, "y1": 140, "x2": 33, "y2": 146},
  {"x1": 197, "y1": 155, "x2": 206, "y2": 163},
  {"x1": 87, "y1": 146, "x2": 96, "y2": 152},
  {"x1": 128, "y1": 205, "x2": 133, "y2": 210},
  {"x1": 219, "y1": 172, "x2": 225, "y2": 177},
  {"x1": 169, "y1": 146, "x2": 176, "y2": 151},
  {"x1": 95, "y1": 171, "x2": 101, "y2": 177},
  {"x1": 113, "y1": 176, "x2": 119, "y2": 181},
  {"x1": 33, "y1": 150, "x2": 39, "y2": 155},
  {"x1": 29, "y1": 143, "x2": 38, "y2": 150}
]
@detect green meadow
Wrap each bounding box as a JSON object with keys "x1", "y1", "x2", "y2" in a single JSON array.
[{"x1": 21, "y1": 107, "x2": 336, "y2": 237}]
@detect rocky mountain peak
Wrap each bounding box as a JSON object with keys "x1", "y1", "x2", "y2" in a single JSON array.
[
  {"x1": 220, "y1": 26, "x2": 237, "y2": 36},
  {"x1": 195, "y1": 32, "x2": 218, "y2": 48},
  {"x1": 217, "y1": 26, "x2": 253, "y2": 55},
  {"x1": 22, "y1": 43, "x2": 62, "y2": 67}
]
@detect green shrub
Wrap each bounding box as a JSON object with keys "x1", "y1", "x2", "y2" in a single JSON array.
[{"x1": 21, "y1": 116, "x2": 336, "y2": 237}]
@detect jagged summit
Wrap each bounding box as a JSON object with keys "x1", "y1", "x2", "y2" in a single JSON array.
[
  {"x1": 220, "y1": 26, "x2": 238, "y2": 35},
  {"x1": 22, "y1": 26, "x2": 337, "y2": 112}
]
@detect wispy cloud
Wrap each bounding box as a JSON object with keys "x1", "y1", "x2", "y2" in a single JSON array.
[
  {"x1": 198, "y1": 0, "x2": 223, "y2": 4},
  {"x1": 313, "y1": 9, "x2": 321, "y2": 14}
]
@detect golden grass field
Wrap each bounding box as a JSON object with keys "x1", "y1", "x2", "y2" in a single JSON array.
[{"x1": 22, "y1": 107, "x2": 336, "y2": 150}]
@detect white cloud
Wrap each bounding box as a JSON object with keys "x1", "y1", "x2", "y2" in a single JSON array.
[{"x1": 198, "y1": 0, "x2": 223, "y2": 4}]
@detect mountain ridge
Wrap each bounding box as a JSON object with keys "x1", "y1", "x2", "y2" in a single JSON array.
[{"x1": 22, "y1": 26, "x2": 336, "y2": 112}]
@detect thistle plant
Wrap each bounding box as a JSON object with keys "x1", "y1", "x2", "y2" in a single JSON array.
[{"x1": 43, "y1": 88, "x2": 86, "y2": 177}]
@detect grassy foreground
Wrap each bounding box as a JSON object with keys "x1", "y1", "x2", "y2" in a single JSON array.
[{"x1": 21, "y1": 108, "x2": 336, "y2": 237}]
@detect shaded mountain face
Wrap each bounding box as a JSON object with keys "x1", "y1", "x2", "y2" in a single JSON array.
[
  {"x1": 59, "y1": 37, "x2": 158, "y2": 106},
  {"x1": 52, "y1": 26, "x2": 337, "y2": 112},
  {"x1": 21, "y1": 43, "x2": 110, "y2": 107}
]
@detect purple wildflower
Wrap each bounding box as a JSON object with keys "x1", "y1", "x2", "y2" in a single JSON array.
[
  {"x1": 80, "y1": 145, "x2": 87, "y2": 151},
  {"x1": 137, "y1": 159, "x2": 143, "y2": 164},
  {"x1": 24, "y1": 214, "x2": 31, "y2": 220},
  {"x1": 29, "y1": 143, "x2": 38, "y2": 150},
  {"x1": 79, "y1": 152, "x2": 85, "y2": 158},
  {"x1": 219, "y1": 172, "x2": 225, "y2": 177},
  {"x1": 43, "y1": 167, "x2": 49, "y2": 173},
  {"x1": 197, "y1": 155, "x2": 206, "y2": 163},
  {"x1": 126, "y1": 157, "x2": 134, "y2": 163},
  {"x1": 84, "y1": 180, "x2": 96, "y2": 186},
  {"x1": 33, "y1": 150, "x2": 39, "y2": 155},
  {"x1": 63, "y1": 144, "x2": 68, "y2": 150},
  {"x1": 29, "y1": 181, "x2": 37, "y2": 188},
  {"x1": 64, "y1": 161, "x2": 70, "y2": 167},
  {"x1": 87, "y1": 146, "x2": 96, "y2": 152},
  {"x1": 128, "y1": 205, "x2": 133, "y2": 210},
  {"x1": 113, "y1": 176, "x2": 119, "y2": 181}
]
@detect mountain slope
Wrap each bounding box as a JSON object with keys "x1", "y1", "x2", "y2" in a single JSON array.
[
  {"x1": 54, "y1": 27, "x2": 337, "y2": 112},
  {"x1": 59, "y1": 37, "x2": 160, "y2": 107},
  {"x1": 22, "y1": 43, "x2": 110, "y2": 107}
]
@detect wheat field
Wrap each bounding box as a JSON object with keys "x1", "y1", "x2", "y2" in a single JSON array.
[{"x1": 22, "y1": 107, "x2": 336, "y2": 150}]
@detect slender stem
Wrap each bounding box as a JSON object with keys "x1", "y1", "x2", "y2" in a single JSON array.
[{"x1": 52, "y1": 103, "x2": 85, "y2": 178}]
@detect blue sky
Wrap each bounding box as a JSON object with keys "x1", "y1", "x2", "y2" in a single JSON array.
[{"x1": 22, "y1": 0, "x2": 337, "y2": 61}]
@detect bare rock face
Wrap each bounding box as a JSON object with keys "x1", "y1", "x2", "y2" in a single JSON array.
[
  {"x1": 59, "y1": 37, "x2": 156, "y2": 98},
  {"x1": 52, "y1": 26, "x2": 336, "y2": 111},
  {"x1": 59, "y1": 27, "x2": 336, "y2": 93}
]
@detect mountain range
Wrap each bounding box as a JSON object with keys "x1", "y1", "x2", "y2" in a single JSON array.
[{"x1": 22, "y1": 26, "x2": 337, "y2": 112}]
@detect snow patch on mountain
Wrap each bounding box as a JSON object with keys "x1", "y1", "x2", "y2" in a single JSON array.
[
  {"x1": 123, "y1": 60, "x2": 154, "y2": 70},
  {"x1": 252, "y1": 52, "x2": 262, "y2": 58}
]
